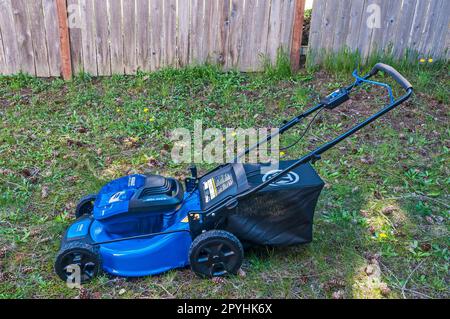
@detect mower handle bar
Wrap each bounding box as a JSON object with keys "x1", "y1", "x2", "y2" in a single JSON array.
[
  {"x1": 202, "y1": 64, "x2": 413, "y2": 217},
  {"x1": 368, "y1": 63, "x2": 412, "y2": 91},
  {"x1": 231, "y1": 63, "x2": 412, "y2": 163}
]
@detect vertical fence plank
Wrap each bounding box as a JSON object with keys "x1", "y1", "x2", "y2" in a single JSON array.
[
  {"x1": 44, "y1": 0, "x2": 62, "y2": 76},
  {"x1": 321, "y1": 0, "x2": 338, "y2": 52},
  {"x1": 150, "y1": 0, "x2": 163, "y2": 70},
  {"x1": 392, "y1": 0, "x2": 416, "y2": 57},
  {"x1": 201, "y1": 0, "x2": 213, "y2": 64},
  {"x1": 406, "y1": 0, "x2": 431, "y2": 56},
  {"x1": 56, "y1": 0, "x2": 72, "y2": 79},
  {"x1": 206, "y1": 0, "x2": 230, "y2": 66},
  {"x1": 0, "y1": 29, "x2": 6, "y2": 74},
  {"x1": 163, "y1": 0, "x2": 177, "y2": 67},
  {"x1": 227, "y1": 0, "x2": 244, "y2": 68},
  {"x1": 206, "y1": 0, "x2": 219, "y2": 64},
  {"x1": 27, "y1": 1, "x2": 51, "y2": 76},
  {"x1": 94, "y1": 0, "x2": 111, "y2": 75},
  {"x1": 0, "y1": 0, "x2": 20, "y2": 74},
  {"x1": 428, "y1": 0, "x2": 450, "y2": 58},
  {"x1": 367, "y1": 0, "x2": 385, "y2": 55},
  {"x1": 108, "y1": 0, "x2": 124, "y2": 74},
  {"x1": 308, "y1": 0, "x2": 326, "y2": 55},
  {"x1": 218, "y1": 0, "x2": 231, "y2": 67},
  {"x1": 344, "y1": 0, "x2": 365, "y2": 52},
  {"x1": 266, "y1": 0, "x2": 282, "y2": 64},
  {"x1": 10, "y1": 0, "x2": 35, "y2": 75},
  {"x1": 421, "y1": 0, "x2": 449, "y2": 57},
  {"x1": 332, "y1": 0, "x2": 351, "y2": 52},
  {"x1": 253, "y1": 0, "x2": 271, "y2": 69},
  {"x1": 80, "y1": 0, "x2": 98, "y2": 75},
  {"x1": 290, "y1": 0, "x2": 306, "y2": 72},
  {"x1": 238, "y1": 0, "x2": 256, "y2": 70},
  {"x1": 123, "y1": 0, "x2": 136, "y2": 74},
  {"x1": 418, "y1": 0, "x2": 440, "y2": 57},
  {"x1": 177, "y1": 0, "x2": 190, "y2": 67},
  {"x1": 280, "y1": 0, "x2": 296, "y2": 53},
  {"x1": 136, "y1": 0, "x2": 150, "y2": 71},
  {"x1": 378, "y1": 0, "x2": 403, "y2": 54},
  {"x1": 446, "y1": 28, "x2": 450, "y2": 59},
  {"x1": 357, "y1": 0, "x2": 378, "y2": 60},
  {"x1": 189, "y1": 0, "x2": 205, "y2": 64},
  {"x1": 67, "y1": 0, "x2": 84, "y2": 74}
]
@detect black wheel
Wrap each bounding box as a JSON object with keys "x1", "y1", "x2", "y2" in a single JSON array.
[
  {"x1": 55, "y1": 241, "x2": 102, "y2": 284},
  {"x1": 189, "y1": 230, "x2": 244, "y2": 278},
  {"x1": 75, "y1": 194, "x2": 97, "y2": 218}
]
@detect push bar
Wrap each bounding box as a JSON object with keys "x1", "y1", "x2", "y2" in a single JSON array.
[{"x1": 368, "y1": 63, "x2": 413, "y2": 91}]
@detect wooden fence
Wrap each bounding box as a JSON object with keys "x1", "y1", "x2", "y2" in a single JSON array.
[
  {"x1": 0, "y1": 0, "x2": 305, "y2": 77},
  {"x1": 0, "y1": 0, "x2": 62, "y2": 77},
  {"x1": 309, "y1": 0, "x2": 450, "y2": 61}
]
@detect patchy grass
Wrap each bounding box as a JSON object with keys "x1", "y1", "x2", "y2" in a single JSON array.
[{"x1": 0, "y1": 56, "x2": 448, "y2": 299}]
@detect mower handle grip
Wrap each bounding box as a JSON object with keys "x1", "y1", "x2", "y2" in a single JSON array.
[{"x1": 368, "y1": 63, "x2": 413, "y2": 91}]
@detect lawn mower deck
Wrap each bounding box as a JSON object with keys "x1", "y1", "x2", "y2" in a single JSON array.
[{"x1": 55, "y1": 63, "x2": 413, "y2": 283}]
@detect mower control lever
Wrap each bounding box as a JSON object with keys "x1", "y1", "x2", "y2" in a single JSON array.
[
  {"x1": 368, "y1": 63, "x2": 413, "y2": 91},
  {"x1": 320, "y1": 88, "x2": 349, "y2": 110}
]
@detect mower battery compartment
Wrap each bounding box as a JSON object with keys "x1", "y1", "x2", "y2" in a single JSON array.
[{"x1": 93, "y1": 174, "x2": 184, "y2": 236}]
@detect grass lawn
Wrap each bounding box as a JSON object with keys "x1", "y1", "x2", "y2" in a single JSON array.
[{"x1": 0, "y1": 56, "x2": 448, "y2": 299}]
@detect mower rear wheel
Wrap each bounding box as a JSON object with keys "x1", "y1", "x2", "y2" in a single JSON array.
[
  {"x1": 55, "y1": 241, "x2": 102, "y2": 283},
  {"x1": 75, "y1": 194, "x2": 97, "y2": 218},
  {"x1": 189, "y1": 230, "x2": 243, "y2": 278}
]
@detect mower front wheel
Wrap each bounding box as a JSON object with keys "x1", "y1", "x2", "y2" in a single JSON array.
[
  {"x1": 55, "y1": 241, "x2": 102, "y2": 284},
  {"x1": 75, "y1": 194, "x2": 97, "y2": 219},
  {"x1": 189, "y1": 230, "x2": 243, "y2": 278}
]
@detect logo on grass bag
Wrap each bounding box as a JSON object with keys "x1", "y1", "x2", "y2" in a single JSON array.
[{"x1": 262, "y1": 170, "x2": 299, "y2": 187}]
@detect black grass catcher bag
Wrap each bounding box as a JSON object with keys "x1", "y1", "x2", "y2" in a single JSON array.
[{"x1": 224, "y1": 160, "x2": 324, "y2": 246}]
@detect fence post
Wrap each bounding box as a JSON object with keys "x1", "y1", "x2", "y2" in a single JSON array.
[
  {"x1": 290, "y1": 0, "x2": 306, "y2": 72},
  {"x1": 56, "y1": 0, "x2": 72, "y2": 80}
]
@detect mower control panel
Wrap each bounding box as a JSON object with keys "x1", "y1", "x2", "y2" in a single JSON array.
[
  {"x1": 199, "y1": 163, "x2": 250, "y2": 210},
  {"x1": 320, "y1": 88, "x2": 349, "y2": 109},
  {"x1": 203, "y1": 172, "x2": 234, "y2": 203}
]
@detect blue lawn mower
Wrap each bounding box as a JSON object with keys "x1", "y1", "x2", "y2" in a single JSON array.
[{"x1": 55, "y1": 64, "x2": 413, "y2": 283}]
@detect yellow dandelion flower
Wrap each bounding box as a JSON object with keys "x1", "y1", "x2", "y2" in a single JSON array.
[
  {"x1": 379, "y1": 232, "x2": 388, "y2": 239},
  {"x1": 419, "y1": 58, "x2": 426, "y2": 63},
  {"x1": 428, "y1": 58, "x2": 433, "y2": 63},
  {"x1": 280, "y1": 151, "x2": 286, "y2": 157},
  {"x1": 149, "y1": 117, "x2": 155, "y2": 122},
  {"x1": 143, "y1": 107, "x2": 149, "y2": 113},
  {"x1": 116, "y1": 108, "x2": 121, "y2": 113}
]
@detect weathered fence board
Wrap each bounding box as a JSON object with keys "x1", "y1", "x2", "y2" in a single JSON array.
[
  {"x1": 43, "y1": 0, "x2": 62, "y2": 76},
  {"x1": 122, "y1": 0, "x2": 137, "y2": 74},
  {"x1": 67, "y1": 0, "x2": 83, "y2": 72},
  {"x1": 28, "y1": 1, "x2": 51, "y2": 77},
  {"x1": 94, "y1": 0, "x2": 110, "y2": 75},
  {"x1": 0, "y1": 27, "x2": 6, "y2": 74},
  {"x1": 0, "y1": 0, "x2": 300, "y2": 76},
  {"x1": 309, "y1": 0, "x2": 450, "y2": 61},
  {"x1": 0, "y1": 0, "x2": 20, "y2": 74},
  {"x1": 178, "y1": 0, "x2": 190, "y2": 67},
  {"x1": 227, "y1": 0, "x2": 244, "y2": 68},
  {"x1": 108, "y1": 0, "x2": 124, "y2": 74},
  {"x1": 11, "y1": 0, "x2": 35, "y2": 75},
  {"x1": 80, "y1": 0, "x2": 98, "y2": 75}
]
